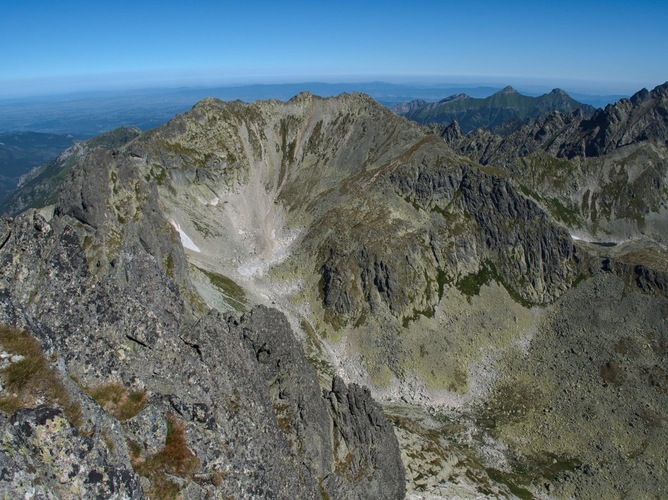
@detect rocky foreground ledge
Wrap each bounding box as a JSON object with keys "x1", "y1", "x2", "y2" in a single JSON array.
[{"x1": 0, "y1": 210, "x2": 404, "y2": 498}]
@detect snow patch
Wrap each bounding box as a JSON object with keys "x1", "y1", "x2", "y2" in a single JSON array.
[{"x1": 170, "y1": 220, "x2": 201, "y2": 253}]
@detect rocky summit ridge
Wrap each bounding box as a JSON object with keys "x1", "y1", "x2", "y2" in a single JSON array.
[
  {"x1": 0, "y1": 83, "x2": 667, "y2": 497},
  {"x1": 444, "y1": 81, "x2": 668, "y2": 244}
]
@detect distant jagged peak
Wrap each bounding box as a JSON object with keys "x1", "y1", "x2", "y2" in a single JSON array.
[
  {"x1": 549, "y1": 88, "x2": 571, "y2": 97},
  {"x1": 334, "y1": 91, "x2": 381, "y2": 105},
  {"x1": 596, "y1": 81, "x2": 667, "y2": 117},
  {"x1": 438, "y1": 93, "x2": 470, "y2": 103},
  {"x1": 440, "y1": 120, "x2": 464, "y2": 143},
  {"x1": 446, "y1": 80, "x2": 668, "y2": 164},
  {"x1": 193, "y1": 96, "x2": 225, "y2": 108},
  {"x1": 391, "y1": 99, "x2": 428, "y2": 114},
  {"x1": 287, "y1": 91, "x2": 324, "y2": 105},
  {"x1": 629, "y1": 87, "x2": 650, "y2": 105},
  {"x1": 496, "y1": 85, "x2": 519, "y2": 95},
  {"x1": 627, "y1": 82, "x2": 668, "y2": 105},
  {"x1": 614, "y1": 81, "x2": 667, "y2": 107},
  {"x1": 654, "y1": 81, "x2": 668, "y2": 95},
  {"x1": 641, "y1": 81, "x2": 668, "y2": 99}
]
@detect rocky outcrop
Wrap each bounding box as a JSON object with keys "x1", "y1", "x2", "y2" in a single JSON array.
[
  {"x1": 240, "y1": 306, "x2": 404, "y2": 498},
  {"x1": 457, "y1": 167, "x2": 578, "y2": 301},
  {"x1": 0, "y1": 181, "x2": 404, "y2": 497},
  {"x1": 572, "y1": 82, "x2": 668, "y2": 158},
  {"x1": 440, "y1": 120, "x2": 464, "y2": 143},
  {"x1": 389, "y1": 156, "x2": 579, "y2": 304},
  {"x1": 443, "y1": 108, "x2": 588, "y2": 167},
  {"x1": 1, "y1": 127, "x2": 142, "y2": 216},
  {"x1": 323, "y1": 377, "x2": 405, "y2": 500}
]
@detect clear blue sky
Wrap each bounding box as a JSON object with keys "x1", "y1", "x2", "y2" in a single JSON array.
[{"x1": 1, "y1": 0, "x2": 667, "y2": 97}]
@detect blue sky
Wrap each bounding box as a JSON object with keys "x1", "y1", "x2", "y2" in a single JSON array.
[{"x1": 1, "y1": 0, "x2": 667, "y2": 97}]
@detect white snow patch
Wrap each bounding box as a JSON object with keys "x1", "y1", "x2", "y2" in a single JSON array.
[{"x1": 170, "y1": 220, "x2": 201, "y2": 253}]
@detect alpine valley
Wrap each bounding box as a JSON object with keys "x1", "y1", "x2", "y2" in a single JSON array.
[{"x1": 0, "y1": 82, "x2": 667, "y2": 498}]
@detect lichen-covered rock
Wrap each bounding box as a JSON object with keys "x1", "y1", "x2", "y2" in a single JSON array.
[
  {"x1": 0, "y1": 406, "x2": 142, "y2": 498},
  {"x1": 124, "y1": 402, "x2": 168, "y2": 457}
]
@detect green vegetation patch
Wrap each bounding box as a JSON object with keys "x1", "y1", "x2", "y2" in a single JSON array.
[
  {"x1": 436, "y1": 268, "x2": 449, "y2": 301},
  {"x1": 457, "y1": 261, "x2": 498, "y2": 299},
  {"x1": 165, "y1": 254, "x2": 175, "y2": 278},
  {"x1": 301, "y1": 319, "x2": 335, "y2": 377},
  {"x1": 402, "y1": 306, "x2": 435, "y2": 328},
  {"x1": 402, "y1": 268, "x2": 450, "y2": 328},
  {"x1": 517, "y1": 183, "x2": 542, "y2": 201},
  {"x1": 484, "y1": 468, "x2": 534, "y2": 500},
  {"x1": 195, "y1": 265, "x2": 247, "y2": 312},
  {"x1": 545, "y1": 197, "x2": 581, "y2": 227},
  {"x1": 457, "y1": 261, "x2": 534, "y2": 308},
  {"x1": 151, "y1": 165, "x2": 168, "y2": 186},
  {"x1": 486, "y1": 451, "x2": 582, "y2": 500}
]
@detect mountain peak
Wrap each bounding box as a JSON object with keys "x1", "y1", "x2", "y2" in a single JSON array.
[
  {"x1": 497, "y1": 85, "x2": 518, "y2": 95},
  {"x1": 549, "y1": 88, "x2": 570, "y2": 97},
  {"x1": 439, "y1": 93, "x2": 469, "y2": 103},
  {"x1": 391, "y1": 99, "x2": 427, "y2": 114},
  {"x1": 288, "y1": 91, "x2": 321, "y2": 104}
]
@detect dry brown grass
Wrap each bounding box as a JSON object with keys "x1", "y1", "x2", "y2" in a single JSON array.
[
  {"x1": 131, "y1": 413, "x2": 201, "y2": 499},
  {"x1": 0, "y1": 325, "x2": 82, "y2": 426},
  {"x1": 85, "y1": 381, "x2": 147, "y2": 421}
]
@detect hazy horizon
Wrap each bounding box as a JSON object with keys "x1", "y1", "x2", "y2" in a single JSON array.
[
  {"x1": 2, "y1": 1, "x2": 666, "y2": 100},
  {"x1": 0, "y1": 74, "x2": 656, "y2": 101}
]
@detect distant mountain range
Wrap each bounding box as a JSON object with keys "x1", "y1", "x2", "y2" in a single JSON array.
[
  {"x1": 0, "y1": 82, "x2": 622, "y2": 137},
  {"x1": 0, "y1": 131, "x2": 75, "y2": 205},
  {"x1": 393, "y1": 86, "x2": 595, "y2": 133},
  {"x1": 0, "y1": 83, "x2": 628, "y2": 213}
]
